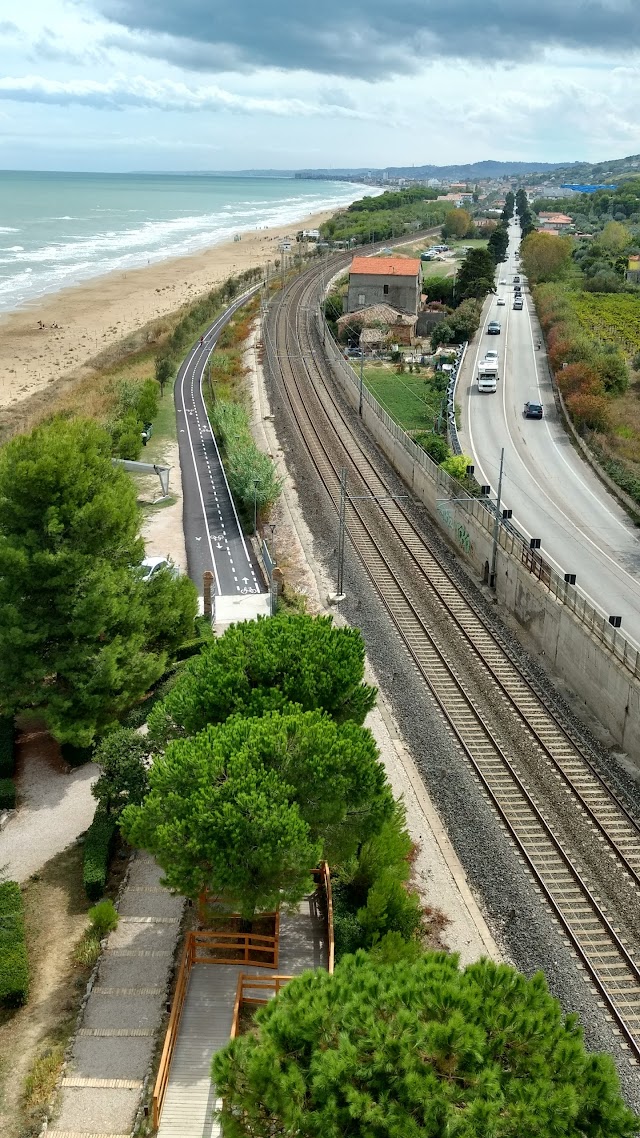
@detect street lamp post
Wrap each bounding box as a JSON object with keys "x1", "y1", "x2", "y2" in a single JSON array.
[{"x1": 489, "y1": 448, "x2": 505, "y2": 588}]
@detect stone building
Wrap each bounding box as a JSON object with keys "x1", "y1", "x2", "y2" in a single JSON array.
[{"x1": 347, "y1": 256, "x2": 421, "y2": 315}]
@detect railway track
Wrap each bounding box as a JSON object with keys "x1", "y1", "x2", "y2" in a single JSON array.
[{"x1": 264, "y1": 260, "x2": 640, "y2": 1061}]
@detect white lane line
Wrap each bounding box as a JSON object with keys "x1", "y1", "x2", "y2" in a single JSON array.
[
  {"x1": 466, "y1": 238, "x2": 640, "y2": 646},
  {"x1": 180, "y1": 347, "x2": 221, "y2": 594}
]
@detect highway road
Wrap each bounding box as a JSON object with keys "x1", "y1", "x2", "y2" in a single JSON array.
[
  {"x1": 457, "y1": 221, "x2": 640, "y2": 647},
  {"x1": 175, "y1": 291, "x2": 262, "y2": 598}
]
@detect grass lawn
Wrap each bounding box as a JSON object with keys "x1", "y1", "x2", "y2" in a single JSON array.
[
  {"x1": 351, "y1": 361, "x2": 443, "y2": 432},
  {"x1": 422, "y1": 260, "x2": 456, "y2": 281}
]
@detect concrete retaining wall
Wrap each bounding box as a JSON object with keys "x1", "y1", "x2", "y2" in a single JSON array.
[{"x1": 327, "y1": 332, "x2": 640, "y2": 760}]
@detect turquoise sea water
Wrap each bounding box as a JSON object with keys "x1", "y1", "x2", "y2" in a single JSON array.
[{"x1": 0, "y1": 171, "x2": 370, "y2": 313}]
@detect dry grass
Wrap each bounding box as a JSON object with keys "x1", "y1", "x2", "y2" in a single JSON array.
[
  {"x1": 603, "y1": 373, "x2": 640, "y2": 466},
  {"x1": 0, "y1": 844, "x2": 91, "y2": 1138}
]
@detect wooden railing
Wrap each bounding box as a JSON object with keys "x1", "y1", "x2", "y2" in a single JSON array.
[
  {"x1": 192, "y1": 915, "x2": 280, "y2": 969},
  {"x1": 230, "y1": 973, "x2": 294, "y2": 1039},
  {"x1": 152, "y1": 936, "x2": 195, "y2": 1129},
  {"x1": 313, "y1": 861, "x2": 335, "y2": 974}
]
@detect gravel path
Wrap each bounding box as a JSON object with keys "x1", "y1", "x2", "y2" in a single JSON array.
[{"x1": 0, "y1": 727, "x2": 96, "y2": 882}]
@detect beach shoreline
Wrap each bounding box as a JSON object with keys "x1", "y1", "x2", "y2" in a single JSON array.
[{"x1": 0, "y1": 206, "x2": 336, "y2": 420}]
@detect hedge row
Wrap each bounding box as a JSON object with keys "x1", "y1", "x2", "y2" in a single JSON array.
[
  {"x1": 121, "y1": 662, "x2": 187, "y2": 730},
  {"x1": 83, "y1": 810, "x2": 116, "y2": 901},
  {"x1": 0, "y1": 778, "x2": 16, "y2": 810},
  {"x1": 0, "y1": 717, "x2": 15, "y2": 778},
  {"x1": 0, "y1": 881, "x2": 29, "y2": 1006}
]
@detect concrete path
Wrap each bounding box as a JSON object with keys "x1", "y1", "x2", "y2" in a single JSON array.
[
  {"x1": 157, "y1": 892, "x2": 328, "y2": 1138},
  {"x1": 48, "y1": 852, "x2": 184, "y2": 1138},
  {"x1": 0, "y1": 727, "x2": 96, "y2": 882}
]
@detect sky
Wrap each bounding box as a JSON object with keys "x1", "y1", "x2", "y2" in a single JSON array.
[{"x1": 1, "y1": 0, "x2": 640, "y2": 172}]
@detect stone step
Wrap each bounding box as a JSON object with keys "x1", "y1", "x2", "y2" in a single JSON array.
[
  {"x1": 78, "y1": 1028, "x2": 155, "y2": 1038},
  {"x1": 61, "y1": 1077, "x2": 143, "y2": 1090},
  {"x1": 46, "y1": 1132, "x2": 130, "y2": 1138}
]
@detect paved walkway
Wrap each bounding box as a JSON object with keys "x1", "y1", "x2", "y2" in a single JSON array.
[
  {"x1": 48, "y1": 852, "x2": 184, "y2": 1138},
  {"x1": 0, "y1": 727, "x2": 96, "y2": 882},
  {"x1": 157, "y1": 893, "x2": 328, "y2": 1138}
]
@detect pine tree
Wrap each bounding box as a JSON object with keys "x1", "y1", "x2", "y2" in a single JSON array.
[
  {"x1": 0, "y1": 418, "x2": 197, "y2": 744},
  {"x1": 147, "y1": 612, "x2": 377, "y2": 744},
  {"x1": 213, "y1": 952, "x2": 639, "y2": 1138}
]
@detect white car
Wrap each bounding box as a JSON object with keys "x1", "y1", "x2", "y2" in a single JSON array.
[
  {"x1": 485, "y1": 350, "x2": 499, "y2": 361},
  {"x1": 499, "y1": 279, "x2": 507, "y2": 285},
  {"x1": 497, "y1": 297, "x2": 506, "y2": 305},
  {"x1": 140, "y1": 556, "x2": 180, "y2": 581}
]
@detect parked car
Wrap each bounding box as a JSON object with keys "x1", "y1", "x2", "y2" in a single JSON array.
[
  {"x1": 140, "y1": 556, "x2": 180, "y2": 581},
  {"x1": 487, "y1": 321, "x2": 501, "y2": 335},
  {"x1": 524, "y1": 399, "x2": 543, "y2": 419}
]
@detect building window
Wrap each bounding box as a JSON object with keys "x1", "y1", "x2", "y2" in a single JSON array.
[
  {"x1": 383, "y1": 284, "x2": 389, "y2": 295},
  {"x1": 358, "y1": 293, "x2": 365, "y2": 305}
]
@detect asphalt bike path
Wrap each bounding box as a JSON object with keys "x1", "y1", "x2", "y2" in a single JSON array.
[{"x1": 175, "y1": 289, "x2": 263, "y2": 598}]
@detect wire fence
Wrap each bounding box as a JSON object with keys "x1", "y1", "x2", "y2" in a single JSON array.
[{"x1": 316, "y1": 304, "x2": 640, "y2": 681}]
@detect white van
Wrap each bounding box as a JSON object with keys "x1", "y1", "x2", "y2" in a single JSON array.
[{"x1": 478, "y1": 358, "x2": 498, "y2": 393}]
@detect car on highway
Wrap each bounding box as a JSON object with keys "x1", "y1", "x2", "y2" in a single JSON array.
[
  {"x1": 514, "y1": 275, "x2": 520, "y2": 283},
  {"x1": 485, "y1": 350, "x2": 498, "y2": 361},
  {"x1": 514, "y1": 284, "x2": 522, "y2": 293},
  {"x1": 524, "y1": 399, "x2": 543, "y2": 420},
  {"x1": 499, "y1": 278, "x2": 507, "y2": 285},
  {"x1": 497, "y1": 297, "x2": 506, "y2": 305},
  {"x1": 513, "y1": 298, "x2": 523, "y2": 310},
  {"x1": 487, "y1": 321, "x2": 501, "y2": 334}
]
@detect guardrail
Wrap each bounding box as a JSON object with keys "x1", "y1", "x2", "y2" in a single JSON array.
[
  {"x1": 229, "y1": 974, "x2": 295, "y2": 1039},
  {"x1": 152, "y1": 937, "x2": 195, "y2": 1129},
  {"x1": 314, "y1": 302, "x2": 640, "y2": 681},
  {"x1": 312, "y1": 861, "x2": 335, "y2": 974}
]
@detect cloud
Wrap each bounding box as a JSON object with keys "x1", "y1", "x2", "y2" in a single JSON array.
[
  {"x1": 94, "y1": 0, "x2": 640, "y2": 78},
  {"x1": 0, "y1": 73, "x2": 375, "y2": 118}
]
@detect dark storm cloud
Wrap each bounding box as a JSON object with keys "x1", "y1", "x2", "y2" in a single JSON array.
[{"x1": 96, "y1": 0, "x2": 640, "y2": 77}]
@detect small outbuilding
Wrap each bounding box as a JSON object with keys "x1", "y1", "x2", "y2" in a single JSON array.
[{"x1": 347, "y1": 256, "x2": 421, "y2": 315}]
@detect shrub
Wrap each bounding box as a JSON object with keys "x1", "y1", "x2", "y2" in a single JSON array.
[
  {"x1": 0, "y1": 778, "x2": 16, "y2": 810},
  {"x1": 556, "y1": 362, "x2": 602, "y2": 399},
  {"x1": 83, "y1": 810, "x2": 116, "y2": 901},
  {"x1": 62, "y1": 742, "x2": 95, "y2": 768},
  {"x1": 566, "y1": 392, "x2": 611, "y2": 432},
  {"x1": 120, "y1": 663, "x2": 185, "y2": 730},
  {"x1": 331, "y1": 806, "x2": 423, "y2": 958},
  {"x1": 88, "y1": 899, "x2": 119, "y2": 938},
  {"x1": 414, "y1": 431, "x2": 449, "y2": 464},
  {"x1": 174, "y1": 637, "x2": 207, "y2": 662},
  {"x1": 0, "y1": 881, "x2": 29, "y2": 1006},
  {"x1": 440, "y1": 453, "x2": 473, "y2": 480},
  {"x1": 0, "y1": 717, "x2": 15, "y2": 778},
  {"x1": 632, "y1": 350, "x2": 640, "y2": 372}
]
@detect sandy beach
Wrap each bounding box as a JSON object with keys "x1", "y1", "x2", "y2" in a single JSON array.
[{"x1": 0, "y1": 207, "x2": 334, "y2": 423}]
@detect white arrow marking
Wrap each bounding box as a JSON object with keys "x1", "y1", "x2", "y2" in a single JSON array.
[{"x1": 195, "y1": 536, "x2": 202, "y2": 542}]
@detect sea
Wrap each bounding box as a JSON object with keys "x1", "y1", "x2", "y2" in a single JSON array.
[{"x1": 0, "y1": 171, "x2": 373, "y2": 313}]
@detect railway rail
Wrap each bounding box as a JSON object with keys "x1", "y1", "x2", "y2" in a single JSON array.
[{"x1": 264, "y1": 258, "x2": 640, "y2": 1062}]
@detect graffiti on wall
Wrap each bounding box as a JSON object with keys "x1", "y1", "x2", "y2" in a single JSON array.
[{"x1": 437, "y1": 502, "x2": 472, "y2": 556}]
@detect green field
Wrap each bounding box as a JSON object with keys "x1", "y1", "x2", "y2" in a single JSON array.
[
  {"x1": 566, "y1": 292, "x2": 640, "y2": 353},
  {"x1": 351, "y1": 362, "x2": 443, "y2": 432}
]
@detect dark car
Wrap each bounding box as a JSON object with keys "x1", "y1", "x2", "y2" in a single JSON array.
[
  {"x1": 487, "y1": 321, "x2": 501, "y2": 334},
  {"x1": 514, "y1": 284, "x2": 522, "y2": 293},
  {"x1": 524, "y1": 399, "x2": 543, "y2": 419},
  {"x1": 514, "y1": 275, "x2": 520, "y2": 283}
]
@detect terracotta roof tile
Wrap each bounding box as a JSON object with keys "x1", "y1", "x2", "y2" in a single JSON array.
[{"x1": 350, "y1": 256, "x2": 421, "y2": 277}]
